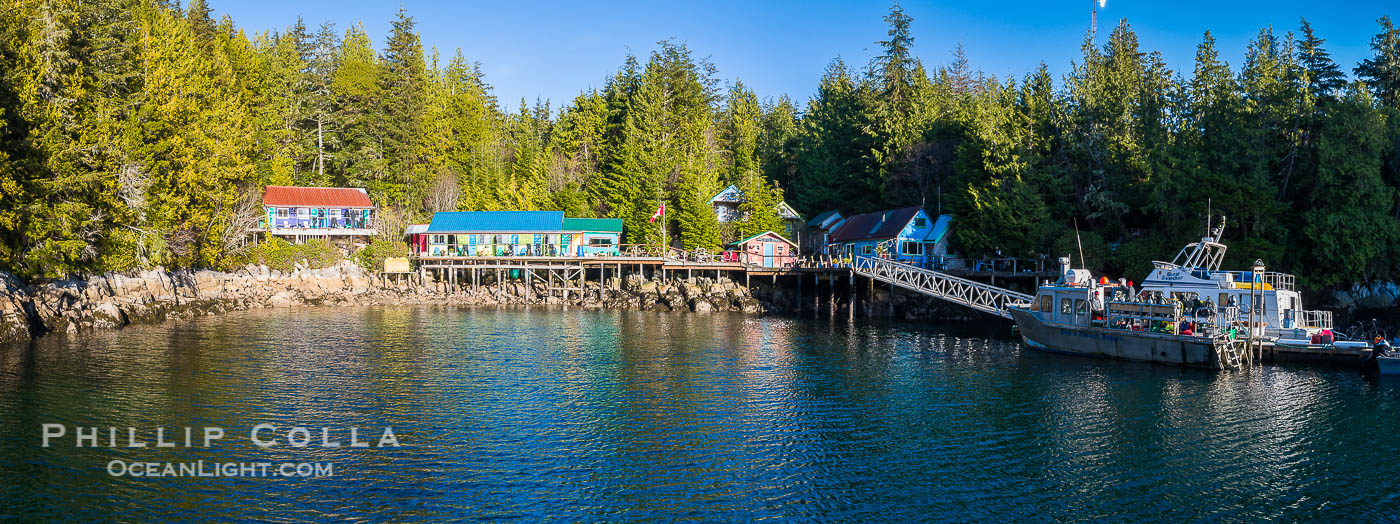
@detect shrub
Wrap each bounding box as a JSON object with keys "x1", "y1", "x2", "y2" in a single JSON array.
[
  {"x1": 231, "y1": 238, "x2": 341, "y2": 271},
  {"x1": 354, "y1": 239, "x2": 409, "y2": 272}
]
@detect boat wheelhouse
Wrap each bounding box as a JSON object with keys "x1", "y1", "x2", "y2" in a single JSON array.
[{"x1": 1136, "y1": 220, "x2": 1333, "y2": 339}]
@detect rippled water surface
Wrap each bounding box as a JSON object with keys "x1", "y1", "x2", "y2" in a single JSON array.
[{"x1": 2, "y1": 306, "x2": 1399, "y2": 520}]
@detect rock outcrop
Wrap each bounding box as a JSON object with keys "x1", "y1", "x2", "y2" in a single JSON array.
[{"x1": 0, "y1": 262, "x2": 763, "y2": 344}]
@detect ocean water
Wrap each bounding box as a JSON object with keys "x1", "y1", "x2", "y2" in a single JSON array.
[{"x1": 0, "y1": 306, "x2": 1397, "y2": 521}]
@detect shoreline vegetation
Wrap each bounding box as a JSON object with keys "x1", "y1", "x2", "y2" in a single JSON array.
[{"x1": 0, "y1": 2, "x2": 1396, "y2": 296}]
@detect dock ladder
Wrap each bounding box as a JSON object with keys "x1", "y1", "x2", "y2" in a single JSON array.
[
  {"x1": 851, "y1": 257, "x2": 1033, "y2": 319},
  {"x1": 1209, "y1": 306, "x2": 1251, "y2": 370}
]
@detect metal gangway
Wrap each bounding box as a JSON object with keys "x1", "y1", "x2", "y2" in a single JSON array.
[{"x1": 852, "y1": 257, "x2": 1033, "y2": 319}]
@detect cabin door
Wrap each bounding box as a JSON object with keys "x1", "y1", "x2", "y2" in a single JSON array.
[{"x1": 763, "y1": 242, "x2": 775, "y2": 267}]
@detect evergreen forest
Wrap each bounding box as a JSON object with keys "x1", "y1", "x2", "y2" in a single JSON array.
[{"x1": 2, "y1": 1, "x2": 1400, "y2": 290}]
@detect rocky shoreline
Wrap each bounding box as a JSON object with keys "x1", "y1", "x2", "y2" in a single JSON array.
[{"x1": 0, "y1": 261, "x2": 766, "y2": 345}]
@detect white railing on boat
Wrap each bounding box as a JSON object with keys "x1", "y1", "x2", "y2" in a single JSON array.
[
  {"x1": 1221, "y1": 270, "x2": 1295, "y2": 291},
  {"x1": 1297, "y1": 309, "x2": 1333, "y2": 330}
]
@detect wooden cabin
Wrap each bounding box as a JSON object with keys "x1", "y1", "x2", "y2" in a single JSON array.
[
  {"x1": 255, "y1": 185, "x2": 376, "y2": 245},
  {"x1": 730, "y1": 231, "x2": 797, "y2": 268},
  {"x1": 561, "y1": 218, "x2": 624, "y2": 256},
  {"x1": 826, "y1": 207, "x2": 954, "y2": 267},
  {"x1": 709, "y1": 184, "x2": 804, "y2": 247},
  {"x1": 804, "y1": 210, "x2": 843, "y2": 254}
]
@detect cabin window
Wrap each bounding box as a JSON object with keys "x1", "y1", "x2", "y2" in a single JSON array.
[
  {"x1": 1061, "y1": 298, "x2": 1072, "y2": 315},
  {"x1": 1037, "y1": 295, "x2": 1052, "y2": 312},
  {"x1": 901, "y1": 242, "x2": 924, "y2": 256},
  {"x1": 1074, "y1": 299, "x2": 1087, "y2": 313},
  {"x1": 861, "y1": 245, "x2": 873, "y2": 255},
  {"x1": 1219, "y1": 293, "x2": 1230, "y2": 308},
  {"x1": 431, "y1": 235, "x2": 446, "y2": 244},
  {"x1": 275, "y1": 208, "x2": 288, "y2": 218},
  {"x1": 589, "y1": 238, "x2": 612, "y2": 246},
  {"x1": 914, "y1": 217, "x2": 927, "y2": 228}
]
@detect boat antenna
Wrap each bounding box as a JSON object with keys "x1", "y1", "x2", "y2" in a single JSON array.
[
  {"x1": 1073, "y1": 217, "x2": 1086, "y2": 270},
  {"x1": 1206, "y1": 198, "x2": 1211, "y2": 238}
]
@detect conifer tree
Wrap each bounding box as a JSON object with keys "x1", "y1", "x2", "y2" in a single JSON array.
[
  {"x1": 330, "y1": 24, "x2": 382, "y2": 191},
  {"x1": 1356, "y1": 16, "x2": 1400, "y2": 108},
  {"x1": 377, "y1": 8, "x2": 427, "y2": 206}
]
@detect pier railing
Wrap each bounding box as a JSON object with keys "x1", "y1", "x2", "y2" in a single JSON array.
[{"x1": 851, "y1": 257, "x2": 1034, "y2": 319}]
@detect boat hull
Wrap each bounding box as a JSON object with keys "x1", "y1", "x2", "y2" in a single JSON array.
[
  {"x1": 1378, "y1": 355, "x2": 1400, "y2": 375},
  {"x1": 1010, "y1": 307, "x2": 1216, "y2": 366}
]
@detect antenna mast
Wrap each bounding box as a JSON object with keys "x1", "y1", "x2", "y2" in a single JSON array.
[
  {"x1": 1090, "y1": 0, "x2": 1104, "y2": 43},
  {"x1": 1073, "y1": 217, "x2": 1086, "y2": 270}
]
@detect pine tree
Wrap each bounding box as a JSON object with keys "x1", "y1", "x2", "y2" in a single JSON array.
[
  {"x1": 330, "y1": 23, "x2": 382, "y2": 190},
  {"x1": 377, "y1": 7, "x2": 427, "y2": 206},
  {"x1": 723, "y1": 80, "x2": 762, "y2": 186},
  {"x1": 1298, "y1": 18, "x2": 1345, "y2": 101},
  {"x1": 756, "y1": 95, "x2": 800, "y2": 190},
  {"x1": 1300, "y1": 87, "x2": 1393, "y2": 285},
  {"x1": 1356, "y1": 16, "x2": 1400, "y2": 108}
]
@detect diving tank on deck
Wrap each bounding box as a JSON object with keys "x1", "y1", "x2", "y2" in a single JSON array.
[{"x1": 1058, "y1": 256, "x2": 1091, "y2": 286}]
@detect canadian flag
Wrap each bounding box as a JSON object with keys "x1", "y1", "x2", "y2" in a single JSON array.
[{"x1": 648, "y1": 203, "x2": 665, "y2": 223}]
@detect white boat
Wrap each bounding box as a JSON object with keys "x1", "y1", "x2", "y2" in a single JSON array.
[{"x1": 1010, "y1": 218, "x2": 1375, "y2": 369}]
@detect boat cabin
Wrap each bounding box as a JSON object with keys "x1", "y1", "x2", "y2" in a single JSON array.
[{"x1": 1137, "y1": 222, "x2": 1331, "y2": 337}]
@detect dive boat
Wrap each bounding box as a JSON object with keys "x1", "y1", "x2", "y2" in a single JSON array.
[
  {"x1": 1008, "y1": 219, "x2": 1362, "y2": 368},
  {"x1": 1007, "y1": 257, "x2": 1231, "y2": 367}
]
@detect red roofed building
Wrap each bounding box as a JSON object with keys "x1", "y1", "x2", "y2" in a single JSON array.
[{"x1": 254, "y1": 186, "x2": 376, "y2": 244}]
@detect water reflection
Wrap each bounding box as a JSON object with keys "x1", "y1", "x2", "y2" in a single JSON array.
[{"x1": 1, "y1": 307, "x2": 1399, "y2": 520}]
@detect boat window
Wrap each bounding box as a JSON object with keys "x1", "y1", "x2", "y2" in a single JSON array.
[
  {"x1": 1038, "y1": 295, "x2": 1052, "y2": 312},
  {"x1": 1061, "y1": 298, "x2": 1072, "y2": 315},
  {"x1": 1074, "y1": 299, "x2": 1087, "y2": 313}
]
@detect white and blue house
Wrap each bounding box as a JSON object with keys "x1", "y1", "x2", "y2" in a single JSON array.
[{"x1": 826, "y1": 207, "x2": 955, "y2": 267}]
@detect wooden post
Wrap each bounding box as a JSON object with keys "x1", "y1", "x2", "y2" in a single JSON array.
[
  {"x1": 797, "y1": 274, "x2": 803, "y2": 312},
  {"x1": 888, "y1": 280, "x2": 894, "y2": 317},
  {"x1": 848, "y1": 272, "x2": 855, "y2": 321},
  {"x1": 526, "y1": 268, "x2": 532, "y2": 301}
]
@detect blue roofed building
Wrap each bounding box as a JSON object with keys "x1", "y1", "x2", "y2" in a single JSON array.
[
  {"x1": 803, "y1": 210, "x2": 843, "y2": 254},
  {"x1": 419, "y1": 211, "x2": 622, "y2": 257},
  {"x1": 826, "y1": 207, "x2": 955, "y2": 267}
]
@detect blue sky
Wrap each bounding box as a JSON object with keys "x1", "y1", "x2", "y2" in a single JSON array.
[{"x1": 214, "y1": 1, "x2": 1398, "y2": 111}]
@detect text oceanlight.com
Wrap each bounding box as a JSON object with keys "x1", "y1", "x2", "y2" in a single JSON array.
[{"x1": 106, "y1": 460, "x2": 335, "y2": 478}]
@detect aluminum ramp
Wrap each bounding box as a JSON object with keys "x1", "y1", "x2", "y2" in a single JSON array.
[{"x1": 852, "y1": 257, "x2": 1033, "y2": 319}]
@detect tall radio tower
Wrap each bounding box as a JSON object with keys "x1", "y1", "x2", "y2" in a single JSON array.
[{"x1": 1090, "y1": 0, "x2": 1106, "y2": 43}]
